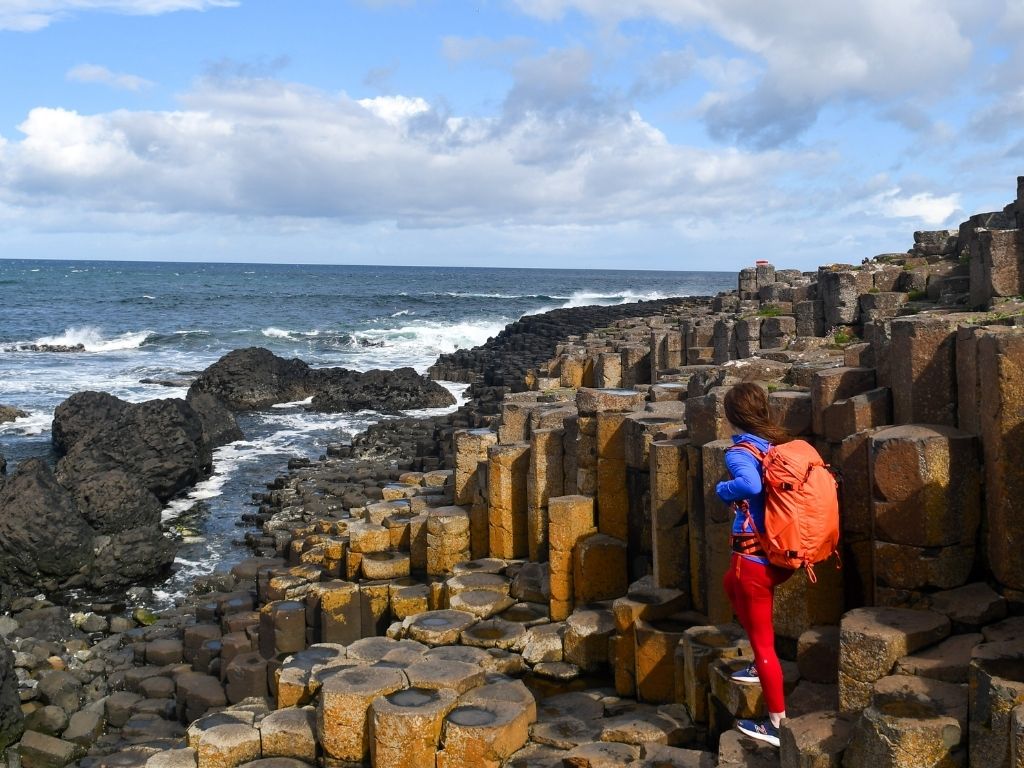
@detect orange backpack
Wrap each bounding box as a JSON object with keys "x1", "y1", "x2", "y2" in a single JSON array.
[{"x1": 732, "y1": 440, "x2": 840, "y2": 581}]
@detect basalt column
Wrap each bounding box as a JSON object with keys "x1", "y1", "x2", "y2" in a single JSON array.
[
  {"x1": 650, "y1": 438, "x2": 690, "y2": 593},
  {"x1": 487, "y1": 443, "x2": 530, "y2": 559},
  {"x1": 889, "y1": 316, "x2": 960, "y2": 427},
  {"x1": 977, "y1": 328, "x2": 1024, "y2": 596},
  {"x1": 575, "y1": 388, "x2": 645, "y2": 547},
  {"x1": 869, "y1": 425, "x2": 981, "y2": 603},
  {"x1": 548, "y1": 495, "x2": 597, "y2": 621},
  {"x1": 699, "y1": 439, "x2": 737, "y2": 624},
  {"x1": 526, "y1": 427, "x2": 564, "y2": 562}
]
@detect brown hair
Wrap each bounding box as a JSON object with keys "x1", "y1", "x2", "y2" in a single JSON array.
[{"x1": 723, "y1": 382, "x2": 791, "y2": 445}]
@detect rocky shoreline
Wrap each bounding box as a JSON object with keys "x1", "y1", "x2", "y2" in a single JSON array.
[{"x1": 2, "y1": 176, "x2": 1024, "y2": 767}]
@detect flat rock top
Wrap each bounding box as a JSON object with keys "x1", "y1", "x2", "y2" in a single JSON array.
[{"x1": 841, "y1": 607, "x2": 950, "y2": 639}]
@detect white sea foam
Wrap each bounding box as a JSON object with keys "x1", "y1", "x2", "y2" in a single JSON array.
[
  {"x1": 352, "y1": 315, "x2": 507, "y2": 370},
  {"x1": 271, "y1": 396, "x2": 314, "y2": 408},
  {"x1": 445, "y1": 291, "x2": 549, "y2": 299},
  {"x1": 261, "y1": 327, "x2": 322, "y2": 339},
  {"x1": 261, "y1": 327, "x2": 293, "y2": 339},
  {"x1": 0, "y1": 410, "x2": 50, "y2": 437},
  {"x1": 527, "y1": 289, "x2": 677, "y2": 315},
  {"x1": 560, "y1": 289, "x2": 671, "y2": 307},
  {"x1": 26, "y1": 326, "x2": 152, "y2": 352}
]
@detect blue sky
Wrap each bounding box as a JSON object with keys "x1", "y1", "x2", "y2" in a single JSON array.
[{"x1": 0, "y1": 0, "x2": 1022, "y2": 270}]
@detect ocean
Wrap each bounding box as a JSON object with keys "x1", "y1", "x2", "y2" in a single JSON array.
[{"x1": 0, "y1": 259, "x2": 733, "y2": 602}]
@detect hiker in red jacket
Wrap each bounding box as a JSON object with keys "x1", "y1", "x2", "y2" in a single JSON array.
[{"x1": 716, "y1": 382, "x2": 794, "y2": 747}]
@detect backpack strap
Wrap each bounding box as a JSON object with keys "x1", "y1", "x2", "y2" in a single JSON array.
[
  {"x1": 727, "y1": 441, "x2": 772, "y2": 559},
  {"x1": 729, "y1": 441, "x2": 765, "y2": 462}
]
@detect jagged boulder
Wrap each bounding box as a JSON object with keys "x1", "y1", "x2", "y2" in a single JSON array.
[
  {"x1": 68, "y1": 468, "x2": 162, "y2": 534},
  {"x1": 310, "y1": 367, "x2": 455, "y2": 413},
  {"x1": 186, "y1": 390, "x2": 244, "y2": 447},
  {"x1": 89, "y1": 527, "x2": 176, "y2": 591},
  {"x1": 189, "y1": 347, "x2": 455, "y2": 414},
  {"x1": 0, "y1": 458, "x2": 95, "y2": 593},
  {"x1": 51, "y1": 391, "x2": 129, "y2": 455},
  {"x1": 0, "y1": 643, "x2": 24, "y2": 752},
  {"x1": 54, "y1": 393, "x2": 211, "y2": 502},
  {"x1": 188, "y1": 347, "x2": 313, "y2": 410}
]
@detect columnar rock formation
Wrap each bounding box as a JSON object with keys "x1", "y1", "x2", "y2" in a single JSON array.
[{"x1": 4, "y1": 176, "x2": 1024, "y2": 767}]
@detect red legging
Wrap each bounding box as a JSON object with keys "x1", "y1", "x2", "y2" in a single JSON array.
[{"x1": 723, "y1": 553, "x2": 793, "y2": 713}]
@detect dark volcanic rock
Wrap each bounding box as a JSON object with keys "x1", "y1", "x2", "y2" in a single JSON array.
[
  {"x1": 51, "y1": 391, "x2": 130, "y2": 455},
  {"x1": 0, "y1": 643, "x2": 24, "y2": 752},
  {"x1": 54, "y1": 393, "x2": 212, "y2": 502},
  {"x1": 68, "y1": 469, "x2": 162, "y2": 534},
  {"x1": 0, "y1": 405, "x2": 28, "y2": 424},
  {"x1": 186, "y1": 391, "x2": 244, "y2": 448},
  {"x1": 188, "y1": 347, "x2": 312, "y2": 410},
  {"x1": 90, "y1": 528, "x2": 176, "y2": 591},
  {"x1": 0, "y1": 459, "x2": 95, "y2": 593},
  {"x1": 310, "y1": 367, "x2": 455, "y2": 413},
  {"x1": 190, "y1": 347, "x2": 456, "y2": 414}
]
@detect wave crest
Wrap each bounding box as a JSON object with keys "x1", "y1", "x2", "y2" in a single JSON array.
[{"x1": 19, "y1": 326, "x2": 152, "y2": 352}]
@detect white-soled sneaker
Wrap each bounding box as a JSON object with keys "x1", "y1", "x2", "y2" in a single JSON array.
[
  {"x1": 730, "y1": 663, "x2": 759, "y2": 683},
  {"x1": 736, "y1": 718, "x2": 780, "y2": 747}
]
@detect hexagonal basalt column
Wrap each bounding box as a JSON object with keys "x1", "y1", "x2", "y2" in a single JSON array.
[
  {"x1": 650, "y1": 438, "x2": 690, "y2": 592},
  {"x1": 487, "y1": 443, "x2": 530, "y2": 559},
  {"x1": 437, "y1": 701, "x2": 532, "y2": 768},
  {"x1": 839, "y1": 607, "x2": 950, "y2": 713},
  {"x1": 969, "y1": 641, "x2": 1024, "y2": 768},
  {"x1": 360, "y1": 551, "x2": 411, "y2": 581},
  {"x1": 316, "y1": 665, "x2": 407, "y2": 762},
  {"x1": 976, "y1": 329, "x2": 1024, "y2": 593},
  {"x1": 527, "y1": 427, "x2": 564, "y2": 562},
  {"x1": 844, "y1": 675, "x2": 966, "y2": 768},
  {"x1": 548, "y1": 495, "x2": 596, "y2": 621},
  {"x1": 573, "y1": 533, "x2": 627, "y2": 604},
  {"x1": 426, "y1": 506, "x2": 471, "y2": 576},
  {"x1": 869, "y1": 425, "x2": 981, "y2": 593},
  {"x1": 258, "y1": 601, "x2": 307, "y2": 660},
  {"x1": 404, "y1": 610, "x2": 478, "y2": 647},
  {"x1": 371, "y1": 687, "x2": 458, "y2": 768},
  {"x1": 889, "y1": 316, "x2": 960, "y2": 427},
  {"x1": 258, "y1": 707, "x2": 317, "y2": 763},
  {"x1": 564, "y1": 609, "x2": 616, "y2": 672},
  {"x1": 454, "y1": 428, "x2": 498, "y2": 506},
  {"x1": 679, "y1": 624, "x2": 751, "y2": 725}
]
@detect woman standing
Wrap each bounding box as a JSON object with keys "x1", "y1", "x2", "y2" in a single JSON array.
[{"x1": 715, "y1": 382, "x2": 794, "y2": 747}]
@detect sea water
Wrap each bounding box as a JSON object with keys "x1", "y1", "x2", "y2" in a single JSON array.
[{"x1": 0, "y1": 260, "x2": 733, "y2": 601}]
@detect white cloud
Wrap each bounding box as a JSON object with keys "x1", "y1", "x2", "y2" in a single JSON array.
[
  {"x1": 356, "y1": 95, "x2": 430, "y2": 127},
  {"x1": 0, "y1": 76, "x2": 827, "y2": 231},
  {"x1": 874, "y1": 188, "x2": 962, "y2": 226},
  {"x1": 511, "y1": 0, "x2": 986, "y2": 146},
  {"x1": 0, "y1": 0, "x2": 237, "y2": 31},
  {"x1": 67, "y1": 64, "x2": 154, "y2": 91}
]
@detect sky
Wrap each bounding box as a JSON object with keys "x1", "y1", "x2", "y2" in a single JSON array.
[{"x1": 0, "y1": 0, "x2": 1022, "y2": 271}]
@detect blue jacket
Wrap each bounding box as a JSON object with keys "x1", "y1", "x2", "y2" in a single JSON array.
[{"x1": 715, "y1": 433, "x2": 771, "y2": 542}]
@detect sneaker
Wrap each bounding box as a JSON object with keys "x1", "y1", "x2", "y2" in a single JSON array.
[
  {"x1": 730, "y1": 663, "x2": 759, "y2": 683},
  {"x1": 736, "y1": 718, "x2": 780, "y2": 747}
]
